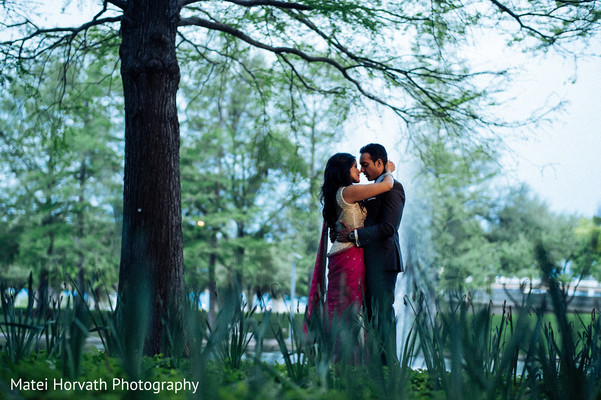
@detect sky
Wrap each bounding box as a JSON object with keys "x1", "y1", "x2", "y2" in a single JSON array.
[{"x1": 500, "y1": 51, "x2": 601, "y2": 218}]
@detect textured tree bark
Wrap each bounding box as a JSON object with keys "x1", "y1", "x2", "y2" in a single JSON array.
[{"x1": 117, "y1": 0, "x2": 184, "y2": 356}]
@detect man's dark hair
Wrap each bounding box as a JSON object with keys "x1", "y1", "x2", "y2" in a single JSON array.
[{"x1": 360, "y1": 143, "x2": 387, "y2": 165}]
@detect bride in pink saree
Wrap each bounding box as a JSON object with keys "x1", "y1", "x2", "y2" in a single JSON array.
[{"x1": 307, "y1": 153, "x2": 394, "y2": 322}]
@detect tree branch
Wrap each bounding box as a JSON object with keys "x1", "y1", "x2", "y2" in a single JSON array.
[
  {"x1": 106, "y1": 0, "x2": 127, "y2": 11},
  {"x1": 179, "y1": 18, "x2": 335, "y2": 66},
  {"x1": 179, "y1": 14, "x2": 492, "y2": 124},
  {"x1": 181, "y1": 0, "x2": 199, "y2": 6},
  {"x1": 1, "y1": 17, "x2": 122, "y2": 48},
  {"x1": 285, "y1": 9, "x2": 486, "y2": 121},
  {"x1": 221, "y1": 0, "x2": 311, "y2": 10},
  {"x1": 277, "y1": 54, "x2": 343, "y2": 95},
  {"x1": 178, "y1": 16, "x2": 398, "y2": 113},
  {"x1": 489, "y1": 0, "x2": 555, "y2": 42}
]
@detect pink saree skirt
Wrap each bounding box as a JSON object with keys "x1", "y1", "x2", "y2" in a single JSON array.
[
  {"x1": 326, "y1": 246, "x2": 365, "y2": 319},
  {"x1": 307, "y1": 222, "x2": 365, "y2": 323}
]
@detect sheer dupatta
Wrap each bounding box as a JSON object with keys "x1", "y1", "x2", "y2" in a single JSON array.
[{"x1": 307, "y1": 220, "x2": 328, "y2": 320}]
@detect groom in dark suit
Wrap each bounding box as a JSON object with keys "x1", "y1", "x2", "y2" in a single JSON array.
[{"x1": 337, "y1": 143, "x2": 405, "y2": 362}]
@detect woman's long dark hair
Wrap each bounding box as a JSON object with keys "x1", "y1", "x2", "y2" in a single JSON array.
[{"x1": 321, "y1": 153, "x2": 356, "y2": 230}]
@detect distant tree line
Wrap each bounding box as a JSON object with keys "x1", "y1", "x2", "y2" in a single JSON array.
[{"x1": 1, "y1": 42, "x2": 599, "y2": 304}]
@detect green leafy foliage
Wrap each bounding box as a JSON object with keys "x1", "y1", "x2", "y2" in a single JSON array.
[
  {"x1": 0, "y1": 51, "x2": 123, "y2": 290},
  {"x1": 179, "y1": 42, "x2": 347, "y2": 300},
  {"x1": 406, "y1": 122, "x2": 601, "y2": 291}
]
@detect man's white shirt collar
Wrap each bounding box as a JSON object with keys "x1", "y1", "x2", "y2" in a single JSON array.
[{"x1": 375, "y1": 172, "x2": 390, "y2": 183}]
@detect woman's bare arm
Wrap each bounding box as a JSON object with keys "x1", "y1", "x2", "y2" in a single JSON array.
[{"x1": 341, "y1": 173, "x2": 393, "y2": 204}]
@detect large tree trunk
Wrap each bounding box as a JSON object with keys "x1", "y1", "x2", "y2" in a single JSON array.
[{"x1": 117, "y1": 0, "x2": 183, "y2": 356}]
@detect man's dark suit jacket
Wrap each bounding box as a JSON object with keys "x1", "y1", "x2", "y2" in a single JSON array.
[
  {"x1": 356, "y1": 177, "x2": 404, "y2": 361},
  {"x1": 358, "y1": 179, "x2": 405, "y2": 275}
]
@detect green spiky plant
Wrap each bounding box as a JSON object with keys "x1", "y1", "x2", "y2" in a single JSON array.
[{"x1": 0, "y1": 273, "x2": 42, "y2": 363}]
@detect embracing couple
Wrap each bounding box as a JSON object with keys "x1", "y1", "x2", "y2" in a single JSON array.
[{"x1": 308, "y1": 143, "x2": 405, "y2": 361}]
